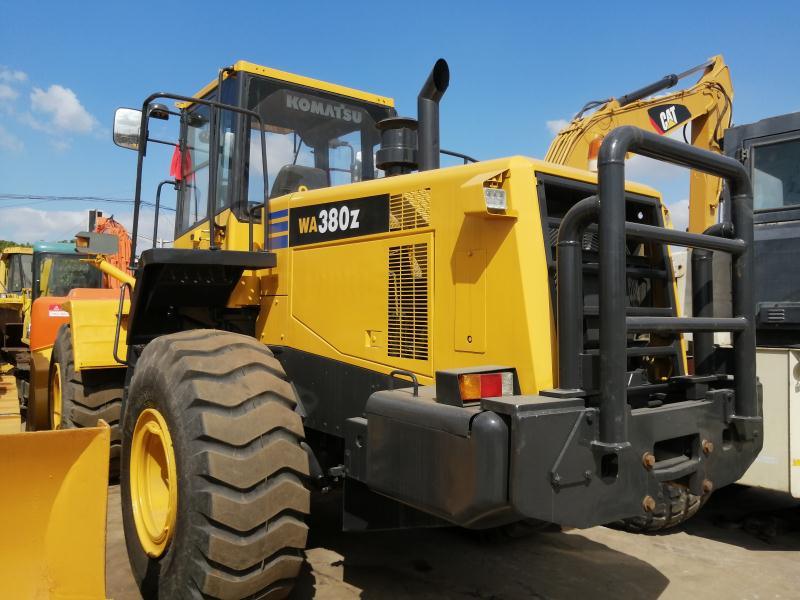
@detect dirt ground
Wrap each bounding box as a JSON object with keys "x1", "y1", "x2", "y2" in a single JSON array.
[{"x1": 106, "y1": 484, "x2": 800, "y2": 599}]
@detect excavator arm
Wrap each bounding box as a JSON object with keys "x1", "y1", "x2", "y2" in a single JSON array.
[{"x1": 545, "y1": 55, "x2": 733, "y2": 233}]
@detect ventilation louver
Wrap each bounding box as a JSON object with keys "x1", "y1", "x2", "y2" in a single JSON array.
[
  {"x1": 389, "y1": 189, "x2": 431, "y2": 231},
  {"x1": 388, "y1": 243, "x2": 429, "y2": 360}
]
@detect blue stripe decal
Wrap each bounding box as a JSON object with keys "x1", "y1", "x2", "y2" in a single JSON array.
[
  {"x1": 269, "y1": 209, "x2": 289, "y2": 220},
  {"x1": 269, "y1": 220, "x2": 288, "y2": 233},
  {"x1": 270, "y1": 235, "x2": 288, "y2": 249}
]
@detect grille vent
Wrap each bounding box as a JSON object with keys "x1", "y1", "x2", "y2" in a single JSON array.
[
  {"x1": 388, "y1": 243, "x2": 429, "y2": 360},
  {"x1": 389, "y1": 189, "x2": 431, "y2": 231}
]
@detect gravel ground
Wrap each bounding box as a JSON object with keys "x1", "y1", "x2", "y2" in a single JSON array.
[{"x1": 106, "y1": 484, "x2": 800, "y2": 599}]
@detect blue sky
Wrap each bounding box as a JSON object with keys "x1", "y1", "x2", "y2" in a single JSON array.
[{"x1": 0, "y1": 0, "x2": 798, "y2": 244}]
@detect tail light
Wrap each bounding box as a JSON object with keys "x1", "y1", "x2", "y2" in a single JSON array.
[{"x1": 458, "y1": 371, "x2": 514, "y2": 401}]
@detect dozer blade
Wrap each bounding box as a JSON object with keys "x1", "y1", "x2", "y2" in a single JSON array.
[{"x1": 0, "y1": 423, "x2": 110, "y2": 599}]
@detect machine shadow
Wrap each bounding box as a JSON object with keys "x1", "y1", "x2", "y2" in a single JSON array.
[
  {"x1": 291, "y1": 494, "x2": 670, "y2": 600},
  {"x1": 660, "y1": 484, "x2": 800, "y2": 552}
]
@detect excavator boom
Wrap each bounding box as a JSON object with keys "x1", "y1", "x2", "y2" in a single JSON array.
[{"x1": 545, "y1": 55, "x2": 733, "y2": 232}]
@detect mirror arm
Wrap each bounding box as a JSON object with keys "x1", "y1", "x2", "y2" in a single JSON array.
[{"x1": 147, "y1": 137, "x2": 179, "y2": 148}]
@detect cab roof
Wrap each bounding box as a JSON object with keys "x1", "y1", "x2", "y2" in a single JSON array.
[
  {"x1": 188, "y1": 60, "x2": 394, "y2": 108},
  {"x1": 0, "y1": 246, "x2": 32, "y2": 257},
  {"x1": 33, "y1": 241, "x2": 76, "y2": 255}
]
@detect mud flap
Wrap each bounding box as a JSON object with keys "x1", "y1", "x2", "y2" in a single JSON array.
[{"x1": 0, "y1": 423, "x2": 110, "y2": 599}]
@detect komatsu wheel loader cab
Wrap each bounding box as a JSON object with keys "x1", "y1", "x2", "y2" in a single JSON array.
[{"x1": 109, "y1": 59, "x2": 762, "y2": 599}]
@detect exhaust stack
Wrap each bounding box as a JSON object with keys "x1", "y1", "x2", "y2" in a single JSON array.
[{"x1": 417, "y1": 59, "x2": 450, "y2": 171}]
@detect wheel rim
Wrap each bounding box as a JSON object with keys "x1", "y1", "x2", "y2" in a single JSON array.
[
  {"x1": 130, "y1": 407, "x2": 178, "y2": 558},
  {"x1": 50, "y1": 363, "x2": 62, "y2": 429}
]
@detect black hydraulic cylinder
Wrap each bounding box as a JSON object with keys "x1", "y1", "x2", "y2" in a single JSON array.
[
  {"x1": 556, "y1": 195, "x2": 600, "y2": 390},
  {"x1": 597, "y1": 126, "x2": 755, "y2": 448},
  {"x1": 417, "y1": 59, "x2": 449, "y2": 172},
  {"x1": 618, "y1": 74, "x2": 679, "y2": 107}
]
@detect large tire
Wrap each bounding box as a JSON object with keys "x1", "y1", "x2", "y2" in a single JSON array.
[
  {"x1": 614, "y1": 483, "x2": 707, "y2": 532},
  {"x1": 50, "y1": 324, "x2": 124, "y2": 477},
  {"x1": 121, "y1": 329, "x2": 310, "y2": 600}
]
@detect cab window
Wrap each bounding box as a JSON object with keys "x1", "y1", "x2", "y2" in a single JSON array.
[
  {"x1": 175, "y1": 101, "x2": 237, "y2": 234},
  {"x1": 6, "y1": 254, "x2": 31, "y2": 293},
  {"x1": 244, "y1": 78, "x2": 394, "y2": 201},
  {"x1": 36, "y1": 254, "x2": 102, "y2": 298}
]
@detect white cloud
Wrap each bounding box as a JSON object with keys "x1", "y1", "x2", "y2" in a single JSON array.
[
  {"x1": 0, "y1": 84, "x2": 17, "y2": 101},
  {"x1": 546, "y1": 118, "x2": 570, "y2": 135},
  {"x1": 0, "y1": 125, "x2": 23, "y2": 153},
  {"x1": 49, "y1": 139, "x2": 70, "y2": 152},
  {"x1": 666, "y1": 198, "x2": 689, "y2": 232},
  {"x1": 17, "y1": 111, "x2": 47, "y2": 132},
  {"x1": 0, "y1": 67, "x2": 27, "y2": 83},
  {"x1": 30, "y1": 84, "x2": 97, "y2": 134},
  {"x1": 0, "y1": 203, "x2": 178, "y2": 251},
  {"x1": 0, "y1": 207, "x2": 87, "y2": 242}
]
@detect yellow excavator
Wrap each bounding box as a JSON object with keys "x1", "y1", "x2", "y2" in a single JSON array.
[{"x1": 546, "y1": 55, "x2": 733, "y2": 233}]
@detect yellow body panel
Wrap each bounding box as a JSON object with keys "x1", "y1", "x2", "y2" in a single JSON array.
[
  {"x1": 0, "y1": 424, "x2": 109, "y2": 599},
  {"x1": 175, "y1": 157, "x2": 664, "y2": 394},
  {"x1": 184, "y1": 59, "x2": 394, "y2": 108},
  {"x1": 66, "y1": 297, "x2": 129, "y2": 370},
  {"x1": 0, "y1": 373, "x2": 20, "y2": 434}
]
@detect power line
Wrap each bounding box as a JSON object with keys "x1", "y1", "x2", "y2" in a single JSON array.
[{"x1": 0, "y1": 194, "x2": 176, "y2": 212}]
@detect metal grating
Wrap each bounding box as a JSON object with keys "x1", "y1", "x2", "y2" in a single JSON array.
[
  {"x1": 388, "y1": 243, "x2": 429, "y2": 360},
  {"x1": 389, "y1": 189, "x2": 431, "y2": 231}
]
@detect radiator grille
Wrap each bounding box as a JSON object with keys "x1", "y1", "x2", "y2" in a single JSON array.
[
  {"x1": 389, "y1": 189, "x2": 431, "y2": 231},
  {"x1": 388, "y1": 243, "x2": 429, "y2": 360}
]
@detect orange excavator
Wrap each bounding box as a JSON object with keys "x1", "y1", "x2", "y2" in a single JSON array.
[{"x1": 545, "y1": 55, "x2": 733, "y2": 233}]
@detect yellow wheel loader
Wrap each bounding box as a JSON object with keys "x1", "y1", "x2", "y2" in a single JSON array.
[
  {"x1": 0, "y1": 232, "x2": 130, "y2": 598},
  {"x1": 52, "y1": 58, "x2": 763, "y2": 599}
]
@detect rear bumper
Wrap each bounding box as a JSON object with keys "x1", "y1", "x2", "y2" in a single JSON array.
[{"x1": 349, "y1": 386, "x2": 762, "y2": 528}]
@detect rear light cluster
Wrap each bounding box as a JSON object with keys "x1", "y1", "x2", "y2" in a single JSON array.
[{"x1": 458, "y1": 371, "x2": 514, "y2": 401}]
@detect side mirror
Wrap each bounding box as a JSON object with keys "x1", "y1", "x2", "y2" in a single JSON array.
[{"x1": 113, "y1": 108, "x2": 143, "y2": 151}]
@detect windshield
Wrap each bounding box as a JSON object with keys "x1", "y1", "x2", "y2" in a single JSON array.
[
  {"x1": 753, "y1": 137, "x2": 800, "y2": 211},
  {"x1": 37, "y1": 253, "x2": 102, "y2": 297},
  {"x1": 5, "y1": 253, "x2": 32, "y2": 293},
  {"x1": 244, "y1": 77, "x2": 394, "y2": 201}
]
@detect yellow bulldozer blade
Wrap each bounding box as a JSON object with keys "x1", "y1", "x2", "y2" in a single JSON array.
[
  {"x1": 0, "y1": 423, "x2": 110, "y2": 599},
  {"x1": 0, "y1": 372, "x2": 20, "y2": 434}
]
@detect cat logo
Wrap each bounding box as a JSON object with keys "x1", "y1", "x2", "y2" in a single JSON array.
[{"x1": 647, "y1": 104, "x2": 692, "y2": 135}]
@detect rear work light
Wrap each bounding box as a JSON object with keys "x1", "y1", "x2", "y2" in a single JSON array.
[
  {"x1": 483, "y1": 187, "x2": 507, "y2": 211},
  {"x1": 458, "y1": 371, "x2": 514, "y2": 401}
]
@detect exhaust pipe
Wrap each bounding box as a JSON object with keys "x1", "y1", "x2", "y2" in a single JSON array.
[{"x1": 417, "y1": 59, "x2": 450, "y2": 171}]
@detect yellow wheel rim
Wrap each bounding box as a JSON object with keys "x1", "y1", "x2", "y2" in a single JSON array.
[
  {"x1": 130, "y1": 408, "x2": 178, "y2": 558},
  {"x1": 50, "y1": 363, "x2": 62, "y2": 429}
]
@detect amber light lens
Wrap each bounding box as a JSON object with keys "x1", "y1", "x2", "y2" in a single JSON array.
[{"x1": 458, "y1": 372, "x2": 514, "y2": 401}]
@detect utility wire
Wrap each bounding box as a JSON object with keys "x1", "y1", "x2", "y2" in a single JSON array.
[{"x1": 0, "y1": 193, "x2": 176, "y2": 212}]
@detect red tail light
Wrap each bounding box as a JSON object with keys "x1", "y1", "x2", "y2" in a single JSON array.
[{"x1": 458, "y1": 372, "x2": 514, "y2": 401}]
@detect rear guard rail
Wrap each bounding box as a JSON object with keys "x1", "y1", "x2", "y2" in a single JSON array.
[{"x1": 556, "y1": 126, "x2": 757, "y2": 451}]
